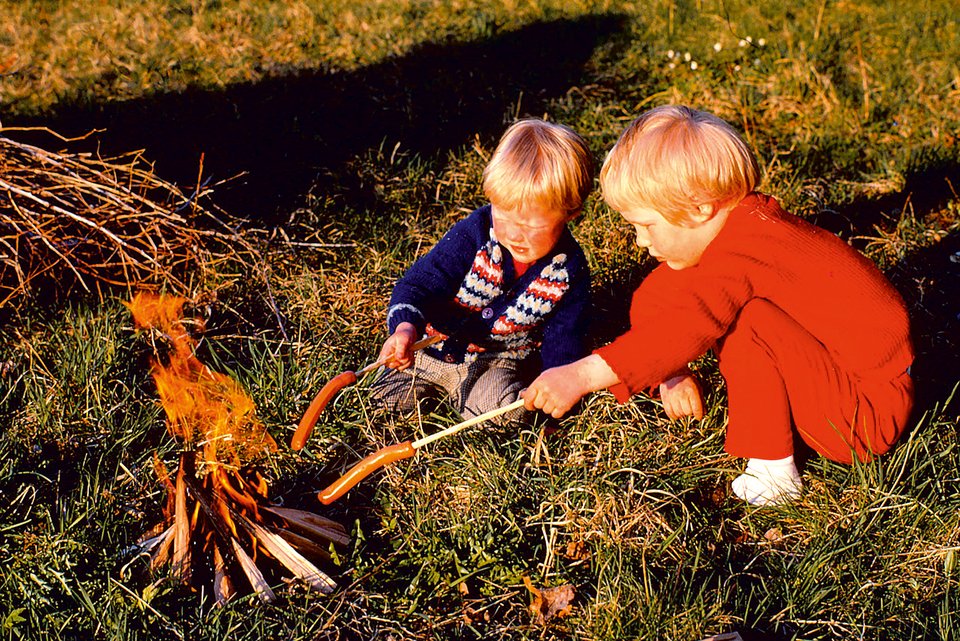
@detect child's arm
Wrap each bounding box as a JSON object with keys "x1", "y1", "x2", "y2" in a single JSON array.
[
  {"x1": 522, "y1": 354, "x2": 620, "y2": 418},
  {"x1": 538, "y1": 247, "x2": 591, "y2": 369},
  {"x1": 377, "y1": 322, "x2": 419, "y2": 370},
  {"x1": 387, "y1": 208, "x2": 489, "y2": 337},
  {"x1": 658, "y1": 368, "x2": 704, "y2": 420}
]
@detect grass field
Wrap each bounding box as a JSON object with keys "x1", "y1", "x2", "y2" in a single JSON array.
[{"x1": 1, "y1": 1, "x2": 959, "y2": 639}]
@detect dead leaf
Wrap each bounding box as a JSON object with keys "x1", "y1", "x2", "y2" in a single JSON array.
[
  {"x1": 709, "y1": 483, "x2": 728, "y2": 506},
  {"x1": 462, "y1": 604, "x2": 490, "y2": 624},
  {"x1": 562, "y1": 539, "x2": 591, "y2": 562},
  {"x1": 764, "y1": 527, "x2": 784, "y2": 543},
  {"x1": 523, "y1": 576, "x2": 575, "y2": 624},
  {"x1": 0, "y1": 54, "x2": 19, "y2": 75}
]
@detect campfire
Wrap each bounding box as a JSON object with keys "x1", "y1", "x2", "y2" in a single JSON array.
[{"x1": 127, "y1": 292, "x2": 347, "y2": 604}]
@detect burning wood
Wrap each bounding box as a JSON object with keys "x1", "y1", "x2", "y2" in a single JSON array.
[{"x1": 127, "y1": 291, "x2": 347, "y2": 604}]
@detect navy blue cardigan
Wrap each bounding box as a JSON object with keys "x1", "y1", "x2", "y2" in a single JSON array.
[{"x1": 386, "y1": 205, "x2": 591, "y2": 368}]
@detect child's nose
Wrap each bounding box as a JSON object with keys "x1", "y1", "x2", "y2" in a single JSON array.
[{"x1": 505, "y1": 225, "x2": 526, "y2": 243}]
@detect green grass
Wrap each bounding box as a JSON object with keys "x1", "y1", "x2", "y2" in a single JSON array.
[{"x1": 2, "y1": 0, "x2": 960, "y2": 639}]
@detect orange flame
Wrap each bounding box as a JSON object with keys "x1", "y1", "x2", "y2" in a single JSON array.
[{"x1": 126, "y1": 292, "x2": 276, "y2": 472}]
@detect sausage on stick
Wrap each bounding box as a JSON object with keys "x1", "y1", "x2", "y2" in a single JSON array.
[
  {"x1": 317, "y1": 398, "x2": 525, "y2": 504},
  {"x1": 290, "y1": 335, "x2": 441, "y2": 451}
]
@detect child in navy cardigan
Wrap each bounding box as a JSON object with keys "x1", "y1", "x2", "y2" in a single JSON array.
[{"x1": 370, "y1": 118, "x2": 594, "y2": 423}]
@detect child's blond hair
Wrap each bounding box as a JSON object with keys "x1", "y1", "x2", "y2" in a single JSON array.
[
  {"x1": 600, "y1": 105, "x2": 760, "y2": 226},
  {"x1": 483, "y1": 119, "x2": 594, "y2": 216}
]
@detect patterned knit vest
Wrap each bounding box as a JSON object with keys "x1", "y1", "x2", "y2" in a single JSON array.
[{"x1": 442, "y1": 228, "x2": 570, "y2": 362}]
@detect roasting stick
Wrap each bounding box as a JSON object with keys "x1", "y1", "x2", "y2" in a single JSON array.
[
  {"x1": 290, "y1": 335, "x2": 442, "y2": 451},
  {"x1": 317, "y1": 398, "x2": 526, "y2": 505}
]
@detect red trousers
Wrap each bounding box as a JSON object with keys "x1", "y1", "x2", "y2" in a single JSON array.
[{"x1": 717, "y1": 299, "x2": 914, "y2": 463}]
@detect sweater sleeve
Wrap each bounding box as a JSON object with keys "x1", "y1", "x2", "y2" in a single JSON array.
[
  {"x1": 596, "y1": 262, "x2": 751, "y2": 400},
  {"x1": 387, "y1": 208, "x2": 487, "y2": 335},
  {"x1": 539, "y1": 251, "x2": 591, "y2": 369}
]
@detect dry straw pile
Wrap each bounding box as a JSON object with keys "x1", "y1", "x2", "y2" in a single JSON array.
[{"x1": 0, "y1": 128, "x2": 255, "y2": 308}]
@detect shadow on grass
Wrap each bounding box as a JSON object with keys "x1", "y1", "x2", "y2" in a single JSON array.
[
  {"x1": 14, "y1": 15, "x2": 626, "y2": 222},
  {"x1": 889, "y1": 228, "x2": 960, "y2": 411}
]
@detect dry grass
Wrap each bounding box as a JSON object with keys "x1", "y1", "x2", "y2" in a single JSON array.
[
  {"x1": 1, "y1": 1, "x2": 959, "y2": 640},
  {"x1": 0, "y1": 129, "x2": 257, "y2": 308}
]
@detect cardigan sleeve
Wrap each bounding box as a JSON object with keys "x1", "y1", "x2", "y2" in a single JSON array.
[
  {"x1": 539, "y1": 250, "x2": 591, "y2": 369},
  {"x1": 387, "y1": 207, "x2": 488, "y2": 335}
]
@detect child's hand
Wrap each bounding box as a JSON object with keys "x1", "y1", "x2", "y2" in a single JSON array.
[
  {"x1": 522, "y1": 365, "x2": 586, "y2": 418},
  {"x1": 522, "y1": 354, "x2": 620, "y2": 418},
  {"x1": 659, "y1": 371, "x2": 704, "y2": 420},
  {"x1": 378, "y1": 322, "x2": 419, "y2": 370}
]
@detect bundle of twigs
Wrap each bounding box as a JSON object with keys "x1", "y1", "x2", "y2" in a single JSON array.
[{"x1": 0, "y1": 128, "x2": 256, "y2": 308}]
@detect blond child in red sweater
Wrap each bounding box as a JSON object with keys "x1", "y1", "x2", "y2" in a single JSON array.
[{"x1": 521, "y1": 105, "x2": 915, "y2": 506}]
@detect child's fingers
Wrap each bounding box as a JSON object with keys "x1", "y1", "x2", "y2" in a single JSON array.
[
  {"x1": 395, "y1": 343, "x2": 415, "y2": 369},
  {"x1": 690, "y1": 393, "x2": 704, "y2": 420},
  {"x1": 520, "y1": 387, "x2": 537, "y2": 411},
  {"x1": 521, "y1": 385, "x2": 567, "y2": 418},
  {"x1": 380, "y1": 340, "x2": 407, "y2": 370},
  {"x1": 662, "y1": 397, "x2": 676, "y2": 420},
  {"x1": 662, "y1": 390, "x2": 701, "y2": 421},
  {"x1": 377, "y1": 342, "x2": 396, "y2": 366},
  {"x1": 660, "y1": 374, "x2": 705, "y2": 421},
  {"x1": 671, "y1": 400, "x2": 687, "y2": 420},
  {"x1": 679, "y1": 395, "x2": 694, "y2": 418},
  {"x1": 520, "y1": 387, "x2": 547, "y2": 412}
]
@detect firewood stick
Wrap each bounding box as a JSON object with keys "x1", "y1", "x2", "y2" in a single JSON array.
[
  {"x1": 150, "y1": 526, "x2": 175, "y2": 571},
  {"x1": 212, "y1": 543, "x2": 235, "y2": 607},
  {"x1": 231, "y1": 538, "x2": 276, "y2": 603},
  {"x1": 240, "y1": 517, "x2": 337, "y2": 594},
  {"x1": 172, "y1": 460, "x2": 191, "y2": 584},
  {"x1": 276, "y1": 529, "x2": 333, "y2": 562},
  {"x1": 317, "y1": 398, "x2": 525, "y2": 505},
  {"x1": 261, "y1": 506, "x2": 350, "y2": 546}
]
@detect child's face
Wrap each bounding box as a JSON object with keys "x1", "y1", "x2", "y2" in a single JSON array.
[
  {"x1": 620, "y1": 206, "x2": 717, "y2": 270},
  {"x1": 491, "y1": 203, "x2": 569, "y2": 264}
]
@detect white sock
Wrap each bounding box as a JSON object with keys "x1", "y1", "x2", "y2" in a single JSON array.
[{"x1": 731, "y1": 455, "x2": 802, "y2": 506}]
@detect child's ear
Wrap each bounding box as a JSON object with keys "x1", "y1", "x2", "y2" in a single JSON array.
[{"x1": 688, "y1": 203, "x2": 718, "y2": 225}]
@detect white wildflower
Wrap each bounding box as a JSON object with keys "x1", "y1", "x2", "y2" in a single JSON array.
[
  {"x1": 683, "y1": 51, "x2": 691, "y2": 62},
  {"x1": 667, "y1": 49, "x2": 675, "y2": 59},
  {"x1": 734, "y1": 64, "x2": 741, "y2": 72},
  {"x1": 753, "y1": 58, "x2": 761, "y2": 66},
  {"x1": 669, "y1": 62, "x2": 676, "y2": 69},
  {"x1": 690, "y1": 61, "x2": 698, "y2": 70},
  {"x1": 746, "y1": 35, "x2": 753, "y2": 43},
  {"x1": 713, "y1": 42, "x2": 722, "y2": 52},
  {"x1": 757, "y1": 38, "x2": 766, "y2": 47}
]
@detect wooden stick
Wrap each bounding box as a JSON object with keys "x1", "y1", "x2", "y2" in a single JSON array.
[
  {"x1": 354, "y1": 334, "x2": 442, "y2": 376},
  {"x1": 172, "y1": 459, "x2": 191, "y2": 584},
  {"x1": 412, "y1": 399, "x2": 524, "y2": 449},
  {"x1": 231, "y1": 538, "x2": 276, "y2": 603},
  {"x1": 317, "y1": 398, "x2": 526, "y2": 505}
]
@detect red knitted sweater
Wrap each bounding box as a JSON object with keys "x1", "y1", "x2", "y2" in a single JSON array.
[{"x1": 596, "y1": 193, "x2": 914, "y2": 401}]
